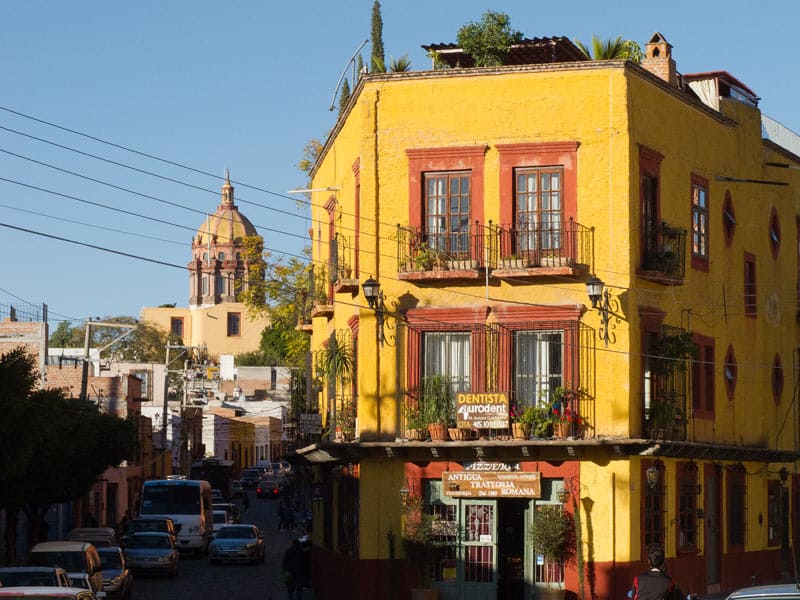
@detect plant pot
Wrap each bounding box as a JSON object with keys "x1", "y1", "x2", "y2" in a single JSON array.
[
  {"x1": 405, "y1": 428, "x2": 425, "y2": 441},
  {"x1": 511, "y1": 423, "x2": 531, "y2": 439},
  {"x1": 553, "y1": 422, "x2": 570, "y2": 438},
  {"x1": 428, "y1": 422, "x2": 448, "y2": 441},
  {"x1": 537, "y1": 588, "x2": 566, "y2": 600},
  {"x1": 448, "y1": 427, "x2": 478, "y2": 441}
]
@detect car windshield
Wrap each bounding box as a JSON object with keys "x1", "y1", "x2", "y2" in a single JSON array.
[
  {"x1": 216, "y1": 527, "x2": 254, "y2": 539},
  {"x1": 140, "y1": 484, "x2": 200, "y2": 515},
  {"x1": 127, "y1": 535, "x2": 170, "y2": 549},
  {"x1": 97, "y1": 551, "x2": 122, "y2": 569},
  {"x1": 127, "y1": 520, "x2": 167, "y2": 534},
  {"x1": 29, "y1": 551, "x2": 86, "y2": 572}
]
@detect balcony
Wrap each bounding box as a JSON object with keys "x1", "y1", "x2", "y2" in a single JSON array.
[
  {"x1": 639, "y1": 223, "x2": 687, "y2": 284},
  {"x1": 309, "y1": 265, "x2": 333, "y2": 319},
  {"x1": 488, "y1": 219, "x2": 592, "y2": 279},
  {"x1": 397, "y1": 223, "x2": 487, "y2": 282},
  {"x1": 331, "y1": 233, "x2": 359, "y2": 294}
]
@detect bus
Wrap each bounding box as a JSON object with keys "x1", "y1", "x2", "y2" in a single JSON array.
[
  {"x1": 189, "y1": 457, "x2": 235, "y2": 499},
  {"x1": 139, "y1": 479, "x2": 213, "y2": 556}
]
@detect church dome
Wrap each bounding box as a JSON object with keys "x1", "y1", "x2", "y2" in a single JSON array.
[{"x1": 194, "y1": 171, "x2": 257, "y2": 247}]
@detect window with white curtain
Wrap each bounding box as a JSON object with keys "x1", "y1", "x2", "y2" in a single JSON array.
[
  {"x1": 513, "y1": 330, "x2": 562, "y2": 406},
  {"x1": 423, "y1": 332, "x2": 471, "y2": 392}
]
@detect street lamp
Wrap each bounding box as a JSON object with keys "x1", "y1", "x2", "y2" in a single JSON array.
[
  {"x1": 586, "y1": 275, "x2": 613, "y2": 347},
  {"x1": 362, "y1": 276, "x2": 387, "y2": 346},
  {"x1": 399, "y1": 486, "x2": 410, "y2": 506},
  {"x1": 646, "y1": 460, "x2": 663, "y2": 489}
]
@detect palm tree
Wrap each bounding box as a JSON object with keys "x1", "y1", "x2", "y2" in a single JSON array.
[
  {"x1": 389, "y1": 54, "x2": 412, "y2": 72},
  {"x1": 575, "y1": 35, "x2": 642, "y2": 63}
]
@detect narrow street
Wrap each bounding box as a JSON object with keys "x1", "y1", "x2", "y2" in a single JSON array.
[{"x1": 132, "y1": 491, "x2": 302, "y2": 600}]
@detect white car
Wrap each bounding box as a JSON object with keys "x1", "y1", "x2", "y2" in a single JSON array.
[
  {"x1": 212, "y1": 510, "x2": 231, "y2": 533},
  {"x1": 0, "y1": 587, "x2": 103, "y2": 599}
]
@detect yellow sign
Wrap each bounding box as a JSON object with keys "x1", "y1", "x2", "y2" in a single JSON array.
[
  {"x1": 455, "y1": 392, "x2": 509, "y2": 429},
  {"x1": 442, "y1": 470, "x2": 541, "y2": 498}
]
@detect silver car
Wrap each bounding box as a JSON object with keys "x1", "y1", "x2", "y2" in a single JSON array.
[
  {"x1": 208, "y1": 524, "x2": 265, "y2": 565},
  {"x1": 96, "y1": 546, "x2": 132, "y2": 600},
  {"x1": 122, "y1": 532, "x2": 179, "y2": 577},
  {"x1": 726, "y1": 584, "x2": 800, "y2": 600}
]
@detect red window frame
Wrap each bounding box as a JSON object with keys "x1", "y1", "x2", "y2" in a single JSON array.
[
  {"x1": 691, "y1": 333, "x2": 714, "y2": 419},
  {"x1": 639, "y1": 146, "x2": 664, "y2": 271},
  {"x1": 676, "y1": 461, "x2": 699, "y2": 553},
  {"x1": 691, "y1": 174, "x2": 709, "y2": 271},
  {"x1": 642, "y1": 459, "x2": 666, "y2": 556},
  {"x1": 744, "y1": 252, "x2": 757, "y2": 318}
]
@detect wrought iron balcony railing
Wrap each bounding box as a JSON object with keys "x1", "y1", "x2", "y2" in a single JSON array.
[
  {"x1": 397, "y1": 222, "x2": 488, "y2": 274},
  {"x1": 641, "y1": 222, "x2": 687, "y2": 282},
  {"x1": 487, "y1": 218, "x2": 592, "y2": 270}
]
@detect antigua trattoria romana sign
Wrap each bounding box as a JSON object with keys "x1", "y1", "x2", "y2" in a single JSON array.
[{"x1": 442, "y1": 464, "x2": 541, "y2": 498}]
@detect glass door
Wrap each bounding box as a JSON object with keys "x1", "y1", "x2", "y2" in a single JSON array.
[{"x1": 460, "y1": 500, "x2": 497, "y2": 600}]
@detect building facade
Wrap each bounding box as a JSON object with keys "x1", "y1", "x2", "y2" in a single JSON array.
[
  {"x1": 140, "y1": 171, "x2": 270, "y2": 359},
  {"x1": 301, "y1": 34, "x2": 800, "y2": 600}
]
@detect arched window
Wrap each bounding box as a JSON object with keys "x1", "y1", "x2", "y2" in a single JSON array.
[{"x1": 218, "y1": 252, "x2": 226, "y2": 262}]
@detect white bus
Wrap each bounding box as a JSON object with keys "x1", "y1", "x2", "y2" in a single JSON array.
[{"x1": 139, "y1": 479, "x2": 213, "y2": 556}]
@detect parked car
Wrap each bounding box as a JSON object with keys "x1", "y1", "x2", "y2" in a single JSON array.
[
  {"x1": 0, "y1": 586, "x2": 103, "y2": 599},
  {"x1": 726, "y1": 584, "x2": 800, "y2": 600},
  {"x1": 208, "y1": 524, "x2": 265, "y2": 565},
  {"x1": 67, "y1": 528, "x2": 118, "y2": 548},
  {"x1": 121, "y1": 517, "x2": 177, "y2": 546},
  {"x1": 231, "y1": 480, "x2": 244, "y2": 498},
  {"x1": 271, "y1": 462, "x2": 285, "y2": 478},
  {"x1": 27, "y1": 541, "x2": 104, "y2": 594},
  {"x1": 212, "y1": 510, "x2": 231, "y2": 533},
  {"x1": 256, "y1": 478, "x2": 282, "y2": 499},
  {"x1": 122, "y1": 532, "x2": 179, "y2": 578},
  {"x1": 240, "y1": 468, "x2": 261, "y2": 488},
  {"x1": 67, "y1": 570, "x2": 105, "y2": 597},
  {"x1": 212, "y1": 502, "x2": 240, "y2": 524},
  {"x1": 96, "y1": 547, "x2": 132, "y2": 600},
  {"x1": 0, "y1": 566, "x2": 71, "y2": 587},
  {"x1": 210, "y1": 488, "x2": 225, "y2": 502},
  {"x1": 280, "y1": 460, "x2": 292, "y2": 475}
]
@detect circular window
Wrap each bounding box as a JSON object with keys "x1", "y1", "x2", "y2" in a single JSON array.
[
  {"x1": 772, "y1": 353, "x2": 784, "y2": 405},
  {"x1": 724, "y1": 345, "x2": 737, "y2": 400},
  {"x1": 722, "y1": 191, "x2": 736, "y2": 246},
  {"x1": 769, "y1": 207, "x2": 781, "y2": 258}
]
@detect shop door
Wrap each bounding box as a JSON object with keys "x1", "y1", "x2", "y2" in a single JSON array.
[{"x1": 461, "y1": 500, "x2": 498, "y2": 600}]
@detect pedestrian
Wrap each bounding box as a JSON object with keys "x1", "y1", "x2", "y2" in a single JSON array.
[
  {"x1": 631, "y1": 545, "x2": 684, "y2": 600},
  {"x1": 278, "y1": 501, "x2": 288, "y2": 530},
  {"x1": 286, "y1": 504, "x2": 297, "y2": 530},
  {"x1": 282, "y1": 539, "x2": 305, "y2": 600},
  {"x1": 242, "y1": 490, "x2": 249, "y2": 512}
]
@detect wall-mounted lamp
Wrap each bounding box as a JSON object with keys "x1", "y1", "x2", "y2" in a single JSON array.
[
  {"x1": 586, "y1": 276, "x2": 617, "y2": 347},
  {"x1": 362, "y1": 276, "x2": 395, "y2": 346},
  {"x1": 646, "y1": 460, "x2": 663, "y2": 489},
  {"x1": 399, "y1": 486, "x2": 410, "y2": 506}
]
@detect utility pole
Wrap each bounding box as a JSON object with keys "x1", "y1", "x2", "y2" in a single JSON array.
[
  {"x1": 162, "y1": 344, "x2": 206, "y2": 475},
  {"x1": 79, "y1": 319, "x2": 137, "y2": 403}
]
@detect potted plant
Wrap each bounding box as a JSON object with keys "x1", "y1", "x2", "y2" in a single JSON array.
[
  {"x1": 317, "y1": 335, "x2": 355, "y2": 441},
  {"x1": 530, "y1": 504, "x2": 574, "y2": 599},
  {"x1": 420, "y1": 375, "x2": 454, "y2": 441},
  {"x1": 510, "y1": 403, "x2": 552, "y2": 438},
  {"x1": 404, "y1": 401, "x2": 428, "y2": 441},
  {"x1": 401, "y1": 494, "x2": 445, "y2": 599},
  {"x1": 547, "y1": 387, "x2": 583, "y2": 438}
]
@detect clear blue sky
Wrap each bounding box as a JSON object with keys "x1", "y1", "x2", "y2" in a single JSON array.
[{"x1": 2, "y1": 1, "x2": 798, "y2": 325}]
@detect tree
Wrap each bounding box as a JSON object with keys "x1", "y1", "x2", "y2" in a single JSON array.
[
  {"x1": 239, "y1": 236, "x2": 310, "y2": 370},
  {"x1": 575, "y1": 35, "x2": 643, "y2": 63},
  {"x1": 338, "y1": 78, "x2": 351, "y2": 118},
  {"x1": 370, "y1": 0, "x2": 385, "y2": 73},
  {"x1": 49, "y1": 320, "x2": 83, "y2": 347},
  {"x1": 0, "y1": 347, "x2": 136, "y2": 562},
  {"x1": 456, "y1": 10, "x2": 523, "y2": 67}
]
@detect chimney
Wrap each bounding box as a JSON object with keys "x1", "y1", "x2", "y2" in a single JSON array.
[{"x1": 642, "y1": 32, "x2": 677, "y2": 87}]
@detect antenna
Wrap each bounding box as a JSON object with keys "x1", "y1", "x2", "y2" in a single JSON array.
[{"x1": 329, "y1": 39, "x2": 369, "y2": 111}]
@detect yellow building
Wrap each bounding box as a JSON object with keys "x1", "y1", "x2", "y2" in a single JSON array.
[
  {"x1": 301, "y1": 34, "x2": 800, "y2": 600},
  {"x1": 140, "y1": 172, "x2": 269, "y2": 359}
]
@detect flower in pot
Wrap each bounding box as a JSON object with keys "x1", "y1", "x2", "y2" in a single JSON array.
[
  {"x1": 511, "y1": 403, "x2": 553, "y2": 438},
  {"x1": 547, "y1": 387, "x2": 583, "y2": 438},
  {"x1": 420, "y1": 374, "x2": 455, "y2": 441},
  {"x1": 530, "y1": 504, "x2": 575, "y2": 593}
]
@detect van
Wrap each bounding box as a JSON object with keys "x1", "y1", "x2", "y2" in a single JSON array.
[{"x1": 28, "y1": 541, "x2": 103, "y2": 594}]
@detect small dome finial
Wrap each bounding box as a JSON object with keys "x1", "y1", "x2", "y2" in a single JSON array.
[{"x1": 222, "y1": 167, "x2": 234, "y2": 205}]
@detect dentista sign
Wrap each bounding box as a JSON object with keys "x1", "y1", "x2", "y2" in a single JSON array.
[
  {"x1": 455, "y1": 392, "x2": 510, "y2": 429},
  {"x1": 442, "y1": 470, "x2": 541, "y2": 498}
]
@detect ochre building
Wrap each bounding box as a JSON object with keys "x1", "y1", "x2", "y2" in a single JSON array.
[{"x1": 300, "y1": 33, "x2": 800, "y2": 600}]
